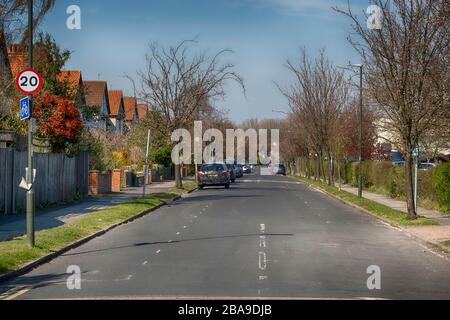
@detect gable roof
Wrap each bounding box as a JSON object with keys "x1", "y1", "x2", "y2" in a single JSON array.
[
  {"x1": 108, "y1": 90, "x2": 124, "y2": 116},
  {"x1": 7, "y1": 44, "x2": 27, "y2": 78},
  {"x1": 57, "y1": 70, "x2": 82, "y2": 96},
  {"x1": 84, "y1": 80, "x2": 108, "y2": 108},
  {"x1": 137, "y1": 104, "x2": 148, "y2": 121},
  {"x1": 123, "y1": 97, "x2": 137, "y2": 121}
]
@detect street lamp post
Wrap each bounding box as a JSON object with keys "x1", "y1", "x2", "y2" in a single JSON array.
[
  {"x1": 357, "y1": 64, "x2": 363, "y2": 198},
  {"x1": 339, "y1": 63, "x2": 364, "y2": 198},
  {"x1": 26, "y1": 0, "x2": 35, "y2": 247},
  {"x1": 142, "y1": 129, "x2": 151, "y2": 198}
]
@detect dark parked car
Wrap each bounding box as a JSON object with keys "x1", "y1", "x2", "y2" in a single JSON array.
[
  {"x1": 272, "y1": 163, "x2": 286, "y2": 176},
  {"x1": 198, "y1": 164, "x2": 230, "y2": 189},
  {"x1": 235, "y1": 164, "x2": 244, "y2": 178},
  {"x1": 226, "y1": 164, "x2": 237, "y2": 182}
]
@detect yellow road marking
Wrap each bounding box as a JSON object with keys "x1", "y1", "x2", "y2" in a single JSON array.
[{"x1": 0, "y1": 287, "x2": 31, "y2": 300}]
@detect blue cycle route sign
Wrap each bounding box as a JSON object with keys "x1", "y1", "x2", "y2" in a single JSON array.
[{"x1": 20, "y1": 96, "x2": 31, "y2": 121}]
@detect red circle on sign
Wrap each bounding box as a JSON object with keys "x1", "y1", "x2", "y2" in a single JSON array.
[{"x1": 15, "y1": 68, "x2": 44, "y2": 95}]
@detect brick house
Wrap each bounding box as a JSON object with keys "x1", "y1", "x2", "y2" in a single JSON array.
[
  {"x1": 137, "y1": 103, "x2": 148, "y2": 123},
  {"x1": 83, "y1": 81, "x2": 112, "y2": 131},
  {"x1": 56, "y1": 70, "x2": 85, "y2": 118},
  {"x1": 7, "y1": 44, "x2": 27, "y2": 78},
  {"x1": 108, "y1": 90, "x2": 126, "y2": 134},
  {"x1": 123, "y1": 96, "x2": 138, "y2": 131}
]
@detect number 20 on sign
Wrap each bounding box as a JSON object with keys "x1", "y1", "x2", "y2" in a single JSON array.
[{"x1": 15, "y1": 68, "x2": 44, "y2": 95}]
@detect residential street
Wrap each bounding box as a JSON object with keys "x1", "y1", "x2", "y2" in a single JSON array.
[{"x1": 1, "y1": 172, "x2": 450, "y2": 300}]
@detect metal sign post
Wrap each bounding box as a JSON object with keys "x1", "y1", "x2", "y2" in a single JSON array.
[
  {"x1": 142, "y1": 129, "x2": 151, "y2": 198},
  {"x1": 413, "y1": 145, "x2": 419, "y2": 214},
  {"x1": 27, "y1": 0, "x2": 34, "y2": 247}
]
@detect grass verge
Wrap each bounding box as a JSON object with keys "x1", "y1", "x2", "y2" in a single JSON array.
[
  {"x1": 171, "y1": 181, "x2": 197, "y2": 193},
  {"x1": 0, "y1": 193, "x2": 176, "y2": 273},
  {"x1": 291, "y1": 176, "x2": 437, "y2": 227},
  {"x1": 441, "y1": 240, "x2": 450, "y2": 248}
]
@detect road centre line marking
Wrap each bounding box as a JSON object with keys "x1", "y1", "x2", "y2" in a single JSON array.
[
  {"x1": 156, "y1": 249, "x2": 161, "y2": 254},
  {"x1": 259, "y1": 252, "x2": 267, "y2": 271},
  {"x1": 260, "y1": 224, "x2": 265, "y2": 234},
  {"x1": 260, "y1": 236, "x2": 266, "y2": 248}
]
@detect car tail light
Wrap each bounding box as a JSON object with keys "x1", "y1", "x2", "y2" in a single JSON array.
[
  {"x1": 220, "y1": 171, "x2": 228, "y2": 177},
  {"x1": 198, "y1": 172, "x2": 205, "y2": 177}
]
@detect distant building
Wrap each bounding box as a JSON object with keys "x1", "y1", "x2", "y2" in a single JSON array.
[
  {"x1": 56, "y1": 70, "x2": 85, "y2": 118},
  {"x1": 7, "y1": 44, "x2": 27, "y2": 78},
  {"x1": 376, "y1": 117, "x2": 449, "y2": 162},
  {"x1": 123, "y1": 96, "x2": 138, "y2": 131},
  {"x1": 137, "y1": 103, "x2": 148, "y2": 123},
  {"x1": 108, "y1": 90, "x2": 126, "y2": 134},
  {"x1": 83, "y1": 81, "x2": 112, "y2": 131}
]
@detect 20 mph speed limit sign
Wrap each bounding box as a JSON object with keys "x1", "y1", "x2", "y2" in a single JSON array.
[{"x1": 15, "y1": 69, "x2": 44, "y2": 95}]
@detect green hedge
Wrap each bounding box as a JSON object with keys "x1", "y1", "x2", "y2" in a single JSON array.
[
  {"x1": 342, "y1": 161, "x2": 449, "y2": 213},
  {"x1": 433, "y1": 163, "x2": 450, "y2": 212},
  {"x1": 291, "y1": 158, "x2": 449, "y2": 213}
]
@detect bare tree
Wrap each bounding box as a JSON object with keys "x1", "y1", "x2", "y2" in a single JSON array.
[
  {"x1": 277, "y1": 49, "x2": 350, "y2": 185},
  {"x1": 335, "y1": 0, "x2": 449, "y2": 218},
  {"x1": 137, "y1": 40, "x2": 245, "y2": 188},
  {"x1": 0, "y1": 0, "x2": 55, "y2": 80}
]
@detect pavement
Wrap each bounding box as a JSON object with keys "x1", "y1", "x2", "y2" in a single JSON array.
[
  {"x1": 1, "y1": 173, "x2": 450, "y2": 299},
  {"x1": 340, "y1": 184, "x2": 450, "y2": 246},
  {"x1": 0, "y1": 181, "x2": 176, "y2": 241},
  {"x1": 341, "y1": 184, "x2": 450, "y2": 224}
]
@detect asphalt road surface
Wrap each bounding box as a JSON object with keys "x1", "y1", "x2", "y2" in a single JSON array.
[{"x1": 1, "y1": 173, "x2": 450, "y2": 299}]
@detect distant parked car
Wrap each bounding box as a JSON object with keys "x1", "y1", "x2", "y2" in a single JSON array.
[
  {"x1": 392, "y1": 161, "x2": 405, "y2": 167},
  {"x1": 419, "y1": 163, "x2": 436, "y2": 170},
  {"x1": 226, "y1": 164, "x2": 237, "y2": 182},
  {"x1": 198, "y1": 164, "x2": 230, "y2": 189},
  {"x1": 235, "y1": 164, "x2": 244, "y2": 178},
  {"x1": 272, "y1": 164, "x2": 286, "y2": 175},
  {"x1": 243, "y1": 164, "x2": 252, "y2": 174}
]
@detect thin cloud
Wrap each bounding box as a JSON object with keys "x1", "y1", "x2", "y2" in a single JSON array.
[{"x1": 244, "y1": 0, "x2": 366, "y2": 15}]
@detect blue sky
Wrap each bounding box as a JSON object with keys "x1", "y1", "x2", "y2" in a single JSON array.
[{"x1": 41, "y1": 0, "x2": 368, "y2": 122}]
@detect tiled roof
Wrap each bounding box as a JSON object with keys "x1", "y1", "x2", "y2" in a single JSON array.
[
  {"x1": 84, "y1": 81, "x2": 108, "y2": 107},
  {"x1": 57, "y1": 70, "x2": 82, "y2": 95},
  {"x1": 123, "y1": 97, "x2": 137, "y2": 121},
  {"x1": 108, "y1": 90, "x2": 124, "y2": 116},
  {"x1": 7, "y1": 44, "x2": 27, "y2": 78},
  {"x1": 137, "y1": 104, "x2": 148, "y2": 121}
]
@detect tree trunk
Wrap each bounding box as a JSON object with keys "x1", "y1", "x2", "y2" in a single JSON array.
[
  {"x1": 404, "y1": 152, "x2": 417, "y2": 219},
  {"x1": 328, "y1": 151, "x2": 334, "y2": 186},
  {"x1": 306, "y1": 156, "x2": 311, "y2": 179},
  {"x1": 175, "y1": 164, "x2": 183, "y2": 189},
  {"x1": 338, "y1": 160, "x2": 342, "y2": 191},
  {"x1": 319, "y1": 152, "x2": 324, "y2": 183}
]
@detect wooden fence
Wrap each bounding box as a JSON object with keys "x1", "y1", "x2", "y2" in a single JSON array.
[{"x1": 0, "y1": 149, "x2": 88, "y2": 216}]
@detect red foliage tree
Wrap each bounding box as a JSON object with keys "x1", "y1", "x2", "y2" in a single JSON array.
[
  {"x1": 339, "y1": 101, "x2": 377, "y2": 161},
  {"x1": 33, "y1": 91, "x2": 83, "y2": 151}
]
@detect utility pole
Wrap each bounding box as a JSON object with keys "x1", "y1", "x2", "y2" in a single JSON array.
[
  {"x1": 26, "y1": 0, "x2": 35, "y2": 247},
  {"x1": 413, "y1": 144, "x2": 419, "y2": 214},
  {"x1": 358, "y1": 64, "x2": 363, "y2": 198},
  {"x1": 337, "y1": 63, "x2": 364, "y2": 197},
  {"x1": 142, "y1": 129, "x2": 151, "y2": 198}
]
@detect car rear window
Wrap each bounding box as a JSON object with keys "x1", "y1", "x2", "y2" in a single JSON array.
[{"x1": 201, "y1": 164, "x2": 224, "y2": 172}]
